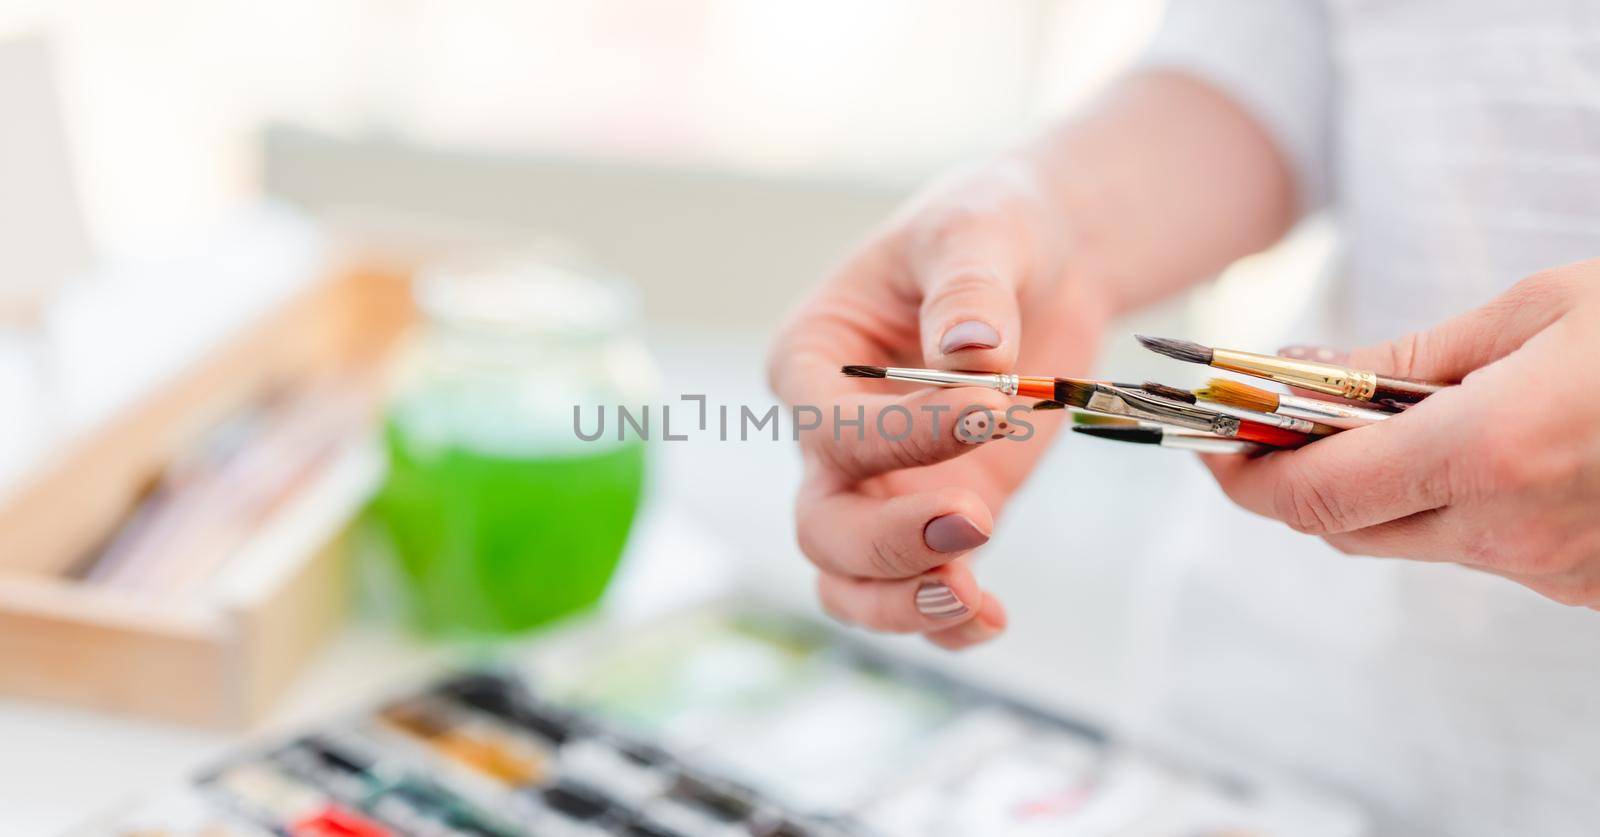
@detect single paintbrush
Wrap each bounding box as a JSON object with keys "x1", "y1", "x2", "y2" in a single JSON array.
[
  {"x1": 1134, "y1": 381, "x2": 1337, "y2": 436},
  {"x1": 840, "y1": 365, "x2": 1311, "y2": 447},
  {"x1": 1195, "y1": 378, "x2": 1392, "y2": 429},
  {"x1": 1134, "y1": 335, "x2": 1448, "y2": 408},
  {"x1": 1072, "y1": 424, "x2": 1265, "y2": 455}
]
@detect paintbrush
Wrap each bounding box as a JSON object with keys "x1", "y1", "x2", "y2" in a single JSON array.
[
  {"x1": 1134, "y1": 381, "x2": 1336, "y2": 436},
  {"x1": 1195, "y1": 378, "x2": 1392, "y2": 429},
  {"x1": 1134, "y1": 335, "x2": 1448, "y2": 408},
  {"x1": 1072, "y1": 424, "x2": 1265, "y2": 455},
  {"x1": 840, "y1": 365, "x2": 1311, "y2": 447}
]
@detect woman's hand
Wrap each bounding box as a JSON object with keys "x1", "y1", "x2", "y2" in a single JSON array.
[
  {"x1": 768, "y1": 71, "x2": 1299, "y2": 647},
  {"x1": 1205, "y1": 261, "x2": 1600, "y2": 607},
  {"x1": 766, "y1": 158, "x2": 1108, "y2": 649}
]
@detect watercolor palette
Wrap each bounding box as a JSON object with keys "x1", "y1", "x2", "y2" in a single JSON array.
[{"x1": 94, "y1": 606, "x2": 1366, "y2": 835}]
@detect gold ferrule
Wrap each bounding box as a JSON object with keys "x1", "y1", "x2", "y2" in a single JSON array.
[
  {"x1": 1349, "y1": 369, "x2": 1377, "y2": 400},
  {"x1": 1211, "y1": 348, "x2": 1372, "y2": 400}
]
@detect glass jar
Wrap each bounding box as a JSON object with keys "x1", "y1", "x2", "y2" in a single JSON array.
[{"x1": 372, "y1": 255, "x2": 653, "y2": 635}]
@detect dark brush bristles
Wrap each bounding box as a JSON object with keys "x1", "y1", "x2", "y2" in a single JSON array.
[
  {"x1": 1196, "y1": 378, "x2": 1279, "y2": 413},
  {"x1": 1072, "y1": 425, "x2": 1161, "y2": 445},
  {"x1": 1051, "y1": 378, "x2": 1100, "y2": 409},
  {"x1": 840, "y1": 365, "x2": 887, "y2": 379},
  {"x1": 1135, "y1": 334, "x2": 1214, "y2": 365},
  {"x1": 1138, "y1": 381, "x2": 1197, "y2": 404},
  {"x1": 1031, "y1": 400, "x2": 1066, "y2": 411}
]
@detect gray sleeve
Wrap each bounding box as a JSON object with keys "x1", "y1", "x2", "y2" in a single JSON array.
[{"x1": 1139, "y1": 0, "x2": 1334, "y2": 214}]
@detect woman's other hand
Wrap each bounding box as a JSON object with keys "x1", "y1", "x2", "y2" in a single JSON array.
[{"x1": 1205, "y1": 262, "x2": 1600, "y2": 607}]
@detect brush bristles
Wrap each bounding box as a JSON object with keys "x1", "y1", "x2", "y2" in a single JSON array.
[
  {"x1": 1135, "y1": 334, "x2": 1214, "y2": 365},
  {"x1": 1052, "y1": 378, "x2": 1099, "y2": 409},
  {"x1": 1031, "y1": 400, "x2": 1066, "y2": 411},
  {"x1": 1138, "y1": 381, "x2": 1196, "y2": 404},
  {"x1": 1072, "y1": 425, "x2": 1161, "y2": 445},
  {"x1": 1196, "y1": 378, "x2": 1280, "y2": 413},
  {"x1": 840, "y1": 364, "x2": 887, "y2": 379}
]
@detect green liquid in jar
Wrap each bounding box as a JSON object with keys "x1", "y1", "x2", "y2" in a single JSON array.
[{"x1": 373, "y1": 412, "x2": 646, "y2": 636}]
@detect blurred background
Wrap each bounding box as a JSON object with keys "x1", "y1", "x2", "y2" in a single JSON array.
[{"x1": 0, "y1": 2, "x2": 1345, "y2": 833}]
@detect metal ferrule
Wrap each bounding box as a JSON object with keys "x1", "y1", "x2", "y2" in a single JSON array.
[
  {"x1": 1276, "y1": 394, "x2": 1391, "y2": 429},
  {"x1": 1201, "y1": 401, "x2": 1323, "y2": 434},
  {"x1": 883, "y1": 368, "x2": 1019, "y2": 395},
  {"x1": 1161, "y1": 434, "x2": 1264, "y2": 455},
  {"x1": 1086, "y1": 385, "x2": 1239, "y2": 435},
  {"x1": 1211, "y1": 348, "x2": 1376, "y2": 400}
]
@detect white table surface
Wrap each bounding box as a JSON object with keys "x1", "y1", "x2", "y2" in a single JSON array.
[{"x1": 0, "y1": 217, "x2": 1179, "y2": 829}]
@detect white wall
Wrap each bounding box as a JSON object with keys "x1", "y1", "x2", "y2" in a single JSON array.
[{"x1": 0, "y1": 0, "x2": 1162, "y2": 261}]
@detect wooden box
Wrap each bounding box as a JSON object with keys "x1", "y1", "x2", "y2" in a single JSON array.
[{"x1": 0, "y1": 268, "x2": 413, "y2": 727}]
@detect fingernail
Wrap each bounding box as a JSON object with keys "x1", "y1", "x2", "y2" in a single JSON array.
[
  {"x1": 915, "y1": 581, "x2": 970, "y2": 620},
  {"x1": 992, "y1": 416, "x2": 1026, "y2": 442},
  {"x1": 923, "y1": 513, "x2": 990, "y2": 553},
  {"x1": 940, "y1": 320, "x2": 1000, "y2": 354},
  {"x1": 956, "y1": 410, "x2": 997, "y2": 444},
  {"x1": 1279, "y1": 344, "x2": 1346, "y2": 363}
]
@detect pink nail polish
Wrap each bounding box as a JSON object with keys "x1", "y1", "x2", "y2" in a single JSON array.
[
  {"x1": 923, "y1": 513, "x2": 989, "y2": 553},
  {"x1": 915, "y1": 581, "x2": 970, "y2": 620},
  {"x1": 940, "y1": 320, "x2": 1000, "y2": 354},
  {"x1": 956, "y1": 410, "x2": 995, "y2": 445}
]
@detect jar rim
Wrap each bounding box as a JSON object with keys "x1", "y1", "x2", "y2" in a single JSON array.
[{"x1": 415, "y1": 255, "x2": 639, "y2": 340}]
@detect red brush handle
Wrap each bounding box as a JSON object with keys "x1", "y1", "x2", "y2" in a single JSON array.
[{"x1": 1235, "y1": 421, "x2": 1314, "y2": 448}]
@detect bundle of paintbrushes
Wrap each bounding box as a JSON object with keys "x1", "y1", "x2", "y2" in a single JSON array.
[{"x1": 841, "y1": 334, "x2": 1451, "y2": 455}]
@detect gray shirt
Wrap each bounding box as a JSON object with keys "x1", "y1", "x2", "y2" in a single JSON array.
[{"x1": 1138, "y1": 2, "x2": 1600, "y2": 835}]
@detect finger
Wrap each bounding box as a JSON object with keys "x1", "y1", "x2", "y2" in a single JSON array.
[
  {"x1": 1341, "y1": 268, "x2": 1580, "y2": 382},
  {"x1": 1277, "y1": 345, "x2": 1356, "y2": 402},
  {"x1": 913, "y1": 236, "x2": 1023, "y2": 371},
  {"x1": 804, "y1": 384, "x2": 1024, "y2": 483},
  {"x1": 814, "y1": 561, "x2": 983, "y2": 633},
  {"x1": 1320, "y1": 509, "x2": 1461, "y2": 562},
  {"x1": 796, "y1": 482, "x2": 992, "y2": 579},
  {"x1": 898, "y1": 207, "x2": 1027, "y2": 372},
  {"x1": 925, "y1": 591, "x2": 1007, "y2": 650},
  {"x1": 1200, "y1": 387, "x2": 1472, "y2": 535}
]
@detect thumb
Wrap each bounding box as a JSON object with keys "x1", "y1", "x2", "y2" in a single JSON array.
[
  {"x1": 913, "y1": 231, "x2": 1024, "y2": 373},
  {"x1": 1341, "y1": 268, "x2": 1582, "y2": 382}
]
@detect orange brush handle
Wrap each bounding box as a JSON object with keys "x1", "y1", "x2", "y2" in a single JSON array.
[{"x1": 1017, "y1": 377, "x2": 1056, "y2": 400}]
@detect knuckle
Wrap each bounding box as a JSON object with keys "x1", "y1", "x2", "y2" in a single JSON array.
[
  {"x1": 885, "y1": 416, "x2": 940, "y2": 468},
  {"x1": 866, "y1": 535, "x2": 922, "y2": 579},
  {"x1": 907, "y1": 204, "x2": 998, "y2": 254},
  {"x1": 924, "y1": 269, "x2": 1002, "y2": 306},
  {"x1": 1273, "y1": 464, "x2": 1351, "y2": 536},
  {"x1": 816, "y1": 433, "x2": 869, "y2": 478},
  {"x1": 1381, "y1": 331, "x2": 1426, "y2": 379},
  {"x1": 1477, "y1": 438, "x2": 1539, "y2": 493}
]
